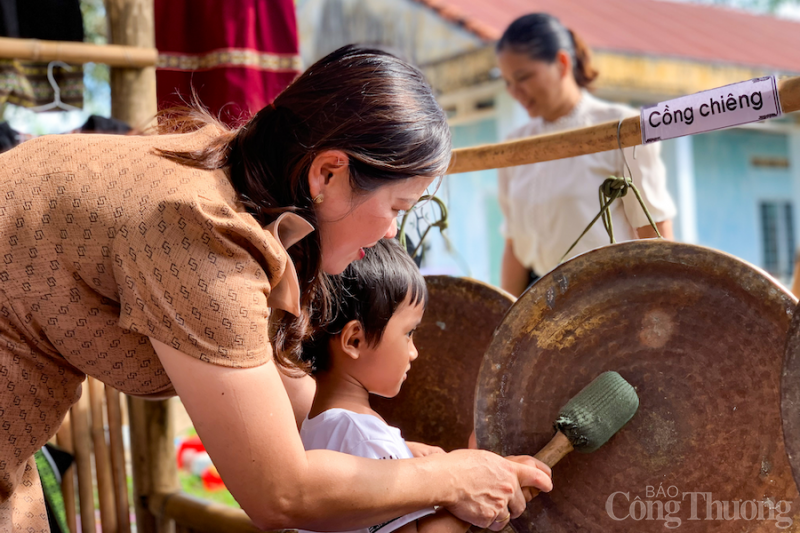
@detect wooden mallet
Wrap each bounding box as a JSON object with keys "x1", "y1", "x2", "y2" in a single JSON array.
[{"x1": 526, "y1": 371, "x2": 639, "y2": 499}]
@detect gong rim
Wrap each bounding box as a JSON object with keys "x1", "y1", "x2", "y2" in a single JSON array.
[{"x1": 475, "y1": 240, "x2": 798, "y2": 533}]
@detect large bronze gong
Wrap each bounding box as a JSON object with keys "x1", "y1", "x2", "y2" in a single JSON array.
[
  {"x1": 372, "y1": 275, "x2": 514, "y2": 451},
  {"x1": 475, "y1": 240, "x2": 799, "y2": 532}
]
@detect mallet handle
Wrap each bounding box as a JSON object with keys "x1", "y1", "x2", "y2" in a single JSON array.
[
  {"x1": 525, "y1": 431, "x2": 574, "y2": 500},
  {"x1": 535, "y1": 431, "x2": 574, "y2": 467}
]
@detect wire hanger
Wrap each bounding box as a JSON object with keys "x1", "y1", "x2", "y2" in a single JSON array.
[
  {"x1": 29, "y1": 61, "x2": 81, "y2": 113},
  {"x1": 558, "y1": 119, "x2": 661, "y2": 263}
]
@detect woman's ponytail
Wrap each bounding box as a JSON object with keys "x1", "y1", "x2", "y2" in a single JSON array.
[{"x1": 568, "y1": 29, "x2": 599, "y2": 89}]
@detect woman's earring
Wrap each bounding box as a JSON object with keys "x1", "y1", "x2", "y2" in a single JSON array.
[{"x1": 313, "y1": 194, "x2": 325, "y2": 205}]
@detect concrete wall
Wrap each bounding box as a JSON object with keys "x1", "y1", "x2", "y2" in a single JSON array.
[
  {"x1": 421, "y1": 117, "x2": 503, "y2": 284},
  {"x1": 296, "y1": 0, "x2": 482, "y2": 68},
  {"x1": 693, "y1": 129, "x2": 793, "y2": 280}
]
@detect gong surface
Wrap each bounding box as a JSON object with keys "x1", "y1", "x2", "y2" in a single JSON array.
[
  {"x1": 372, "y1": 275, "x2": 514, "y2": 451},
  {"x1": 475, "y1": 240, "x2": 799, "y2": 532},
  {"x1": 781, "y1": 299, "x2": 800, "y2": 496}
]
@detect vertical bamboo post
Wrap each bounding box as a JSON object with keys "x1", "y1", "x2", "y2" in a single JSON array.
[
  {"x1": 56, "y1": 414, "x2": 78, "y2": 533},
  {"x1": 127, "y1": 398, "x2": 178, "y2": 533},
  {"x1": 70, "y1": 385, "x2": 96, "y2": 533},
  {"x1": 88, "y1": 377, "x2": 118, "y2": 532},
  {"x1": 106, "y1": 385, "x2": 133, "y2": 533},
  {"x1": 104, "y1": 2, "x2": 172, "y2": 532},
  {"x1": 105, "y1": 0, "x2": 157, "y2": 129},
  {"x1": 125, "y1": 397, "x2": 156, "y2": 533}
]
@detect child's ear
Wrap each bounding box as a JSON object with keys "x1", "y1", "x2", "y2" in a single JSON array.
[{"x1": 339, "y1": 320, "x2": 365, "y2": 360}]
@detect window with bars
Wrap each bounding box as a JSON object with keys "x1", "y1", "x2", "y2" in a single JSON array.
[{"x1": 760, "y1": 201, "x2": 795, "y2": 281}]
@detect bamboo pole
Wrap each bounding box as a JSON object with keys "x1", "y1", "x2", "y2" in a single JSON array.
[
  {"x1": 56, "y1": 414, "x2": 78, "y2": 533},
  {"x1": 447, "y1": 76, "x2": 800, "y2": 175},
  {"x1": 88, "y1": 377, "x2": 118, "y2": 533},
  {"x1": 127, "y1": 399, "x2": 156, "y2": 533},
  {"x1": 106, "y1": 0, "x2": 158, "y2": 129},
  {"x1": 0, "y1": 36, "x2": 157, "y2": 67},
  {"x1": 149, "y1": 492, "x2": 262, "y2": 533},
  {"x1": 127, "y1": 398, "x2": 179, "y2": 533},
  {"x1": 106, "y1": 385, "x2": 133, "y2": 533},
  {"x1": 70, "y1": 386, "x2": 96, "y2": 533}
]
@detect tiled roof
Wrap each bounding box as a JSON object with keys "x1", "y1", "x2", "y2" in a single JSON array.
[{"x1": 414, "y1": 0, "x2": 800, "y2": 72}]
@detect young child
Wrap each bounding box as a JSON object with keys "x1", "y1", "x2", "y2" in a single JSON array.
[{"x1": 299, "y1": 238, "x2": 470, "y2": 533}]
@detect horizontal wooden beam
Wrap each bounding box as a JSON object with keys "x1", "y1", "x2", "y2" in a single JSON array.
[
  {"x1": 149, "y1": 492, "x2": 263, "y2": 533},
  {"x1": 0, "y1": 36, "x2": 157, "y2": 67},
  {"x1": 448, "y1": 76, "x2": 800, "y2": 175}
]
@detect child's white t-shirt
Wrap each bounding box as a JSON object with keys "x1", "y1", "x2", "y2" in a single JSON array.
[{"x1": 299, "y1": 408, "x2": 436, "y2": 533}]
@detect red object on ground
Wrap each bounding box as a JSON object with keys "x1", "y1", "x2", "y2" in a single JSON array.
[
  {"x1": 201, "y1": 465, "x2": 226, "y2": 492},
  {"x1": 176, "y1": 435, "x2": 205, "y2": 469},
  {"x1": 155, "y1": 0, "x2": 301, "y2": 126}
]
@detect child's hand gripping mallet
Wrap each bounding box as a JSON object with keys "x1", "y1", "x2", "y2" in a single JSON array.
[{"x1": 525, "y1": 371, "x2": 639, "y2": 500}]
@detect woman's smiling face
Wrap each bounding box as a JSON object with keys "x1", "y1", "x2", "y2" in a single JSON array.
[{"x1": 314, "y1": 175, "x2": 434, "y2": 275}]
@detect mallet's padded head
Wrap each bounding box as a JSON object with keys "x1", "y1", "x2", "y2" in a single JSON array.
[{"x1": 554, "y1": 371, "x2": 639, "y2": 453}]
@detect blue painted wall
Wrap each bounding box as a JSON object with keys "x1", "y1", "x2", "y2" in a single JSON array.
[
  {"x1": 692, "y1": 129, "x2": 791, "y2": 270},
  {"x1": 421, "y1": 117, "x2": 503, "y2": 285}
]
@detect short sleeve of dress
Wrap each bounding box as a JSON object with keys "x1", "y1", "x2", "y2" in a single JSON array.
[
  {"x1": 497, "y1": 165, "x2": 512, "y2": 239},
  {"x1": 600, "y1": 104, "x2": 676, "y2": 229},
  {"x1": 619, "y1": 141, "x2": 677, "y2": 228},
  {"x1": 113, "y1": 194, "x2": 288, "y2": 367}
]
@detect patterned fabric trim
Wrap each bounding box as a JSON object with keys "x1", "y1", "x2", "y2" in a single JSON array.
[
  {"x1": 0, "y1": 59, "x2": 83, "y2": 110},
  {"x1": 157, "y1": 48, "x2": 302, "y2": 73},
  {"x1": 20, "y1": 62, "x2": 84, "y2": 107},
  {"x1": 0, "y1": 60, "x2": 35, "y2": 107}
]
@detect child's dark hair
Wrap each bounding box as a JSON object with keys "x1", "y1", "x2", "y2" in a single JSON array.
[{"x1": 301, "y1": 239, "x2": 428, "y2": 374}]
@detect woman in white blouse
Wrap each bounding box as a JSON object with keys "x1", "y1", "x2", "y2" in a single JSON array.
[{"x1": 496, "y1": 13, "x2": 676, "y2": 296}]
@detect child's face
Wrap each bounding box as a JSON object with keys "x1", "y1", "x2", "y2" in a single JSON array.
[{"x1": 357, "y1": 295, "x2": 425, "y2": 398}]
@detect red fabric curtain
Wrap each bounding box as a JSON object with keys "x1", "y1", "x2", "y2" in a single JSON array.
[{"x1": 155, "y1": 0, "x2": 300, "y2": 126}]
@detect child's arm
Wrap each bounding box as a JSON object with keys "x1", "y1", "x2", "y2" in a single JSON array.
[{"x1": 394, "y1": 508, "x2": 471, "y2": 533}]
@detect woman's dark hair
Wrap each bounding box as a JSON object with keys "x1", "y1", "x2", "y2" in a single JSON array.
[
  {"x1": 496, "y1": 13, "x2": 598, "y2": 89},
  {"x1": 300, "y1": 238, "x2": 428, "y2": 374},
  {"x1": 156, "y1": 45, "x2": 450, "y2": 372}
]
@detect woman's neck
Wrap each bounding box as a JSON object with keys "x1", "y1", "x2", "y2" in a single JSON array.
[
  {"x1": 309, "y1": 371, "x2": 378, "y2": 419},
  {"x1": 542, "y1": 83, "x2": 584, "y2": 123}
]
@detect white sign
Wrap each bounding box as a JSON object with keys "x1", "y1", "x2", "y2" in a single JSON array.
[{"x1": 641, "y1": 76, "x2": 782, "y2": 144}]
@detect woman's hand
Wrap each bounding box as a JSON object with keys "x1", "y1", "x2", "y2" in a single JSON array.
[
  {"x1": 505, "y1": 455, "x2": 552, "y2": 501},
  {"x1": 406, "y1": 441, "x2": 446, "y2": 457},
  {"x1": 440, "y1": 449, "x2": 553, "y2": 530}
]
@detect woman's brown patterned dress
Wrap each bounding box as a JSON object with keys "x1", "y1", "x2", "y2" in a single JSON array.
[{"x1": 0, "y1": 129, "x2": 306, "y2": 532}]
